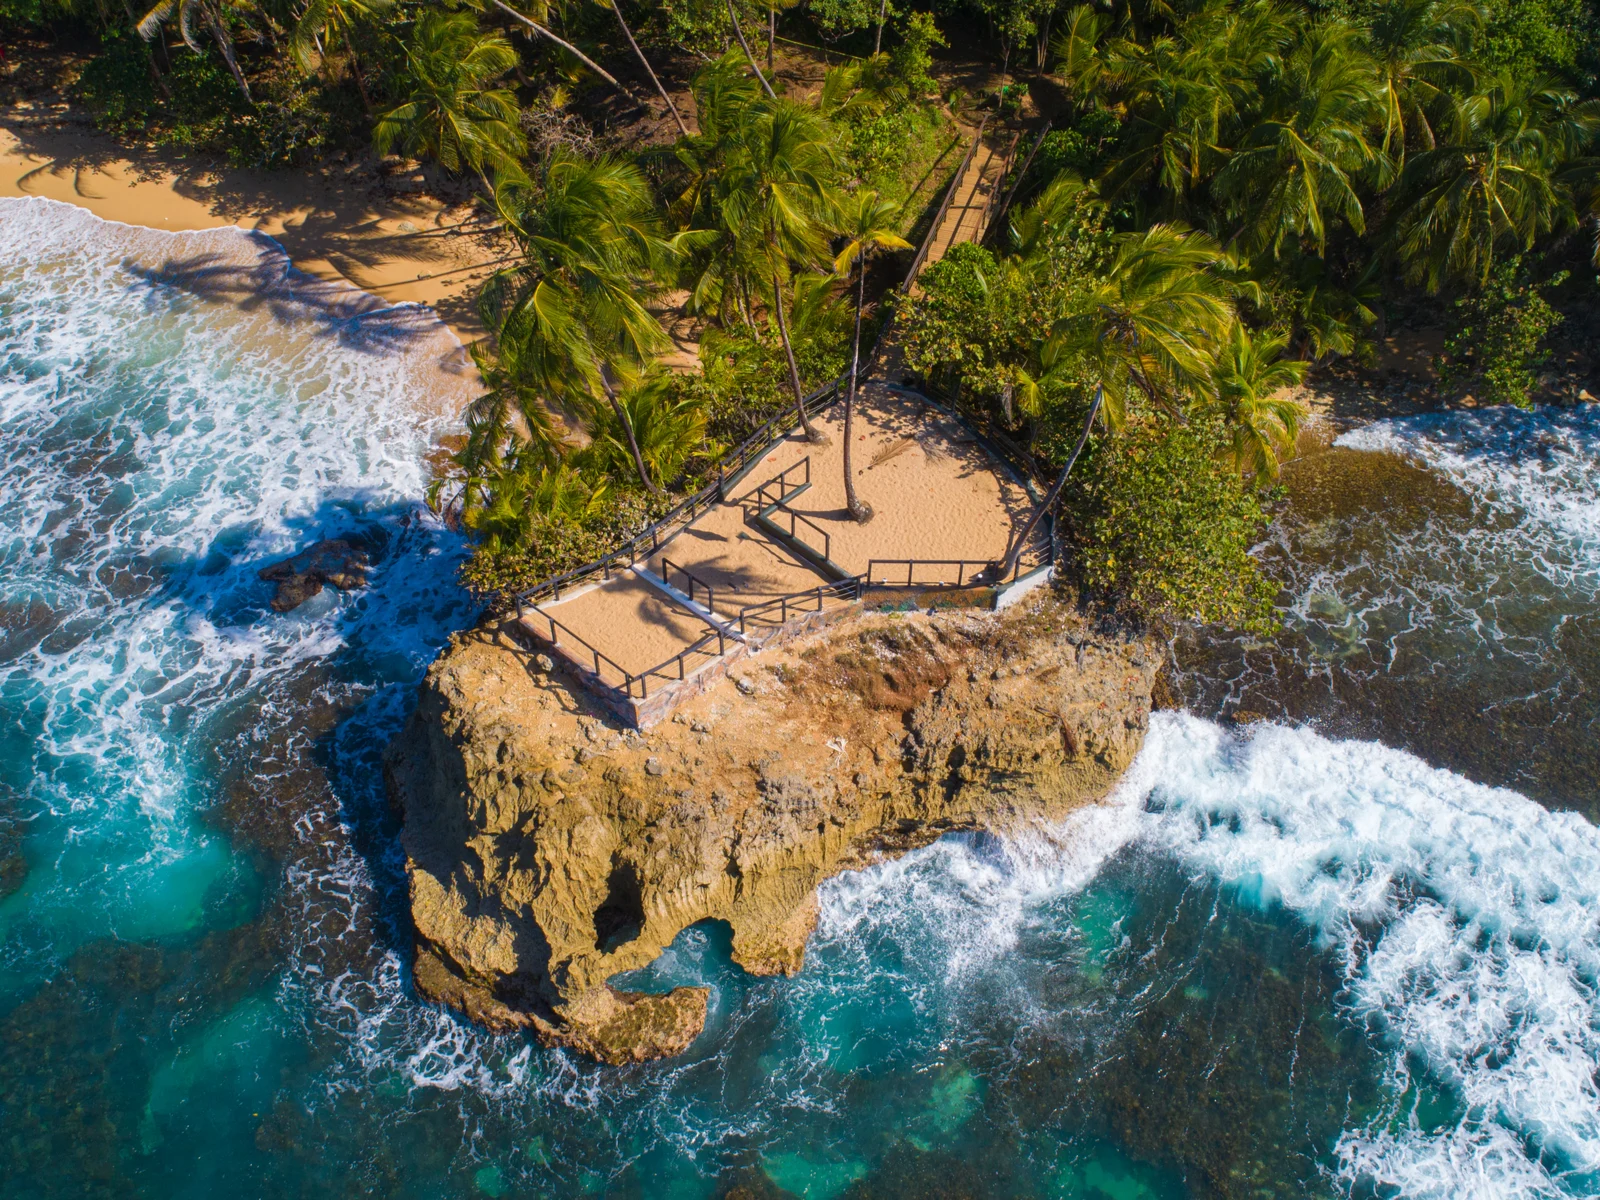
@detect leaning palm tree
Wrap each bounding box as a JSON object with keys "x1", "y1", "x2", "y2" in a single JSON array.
[
  {"x1": 291, "y1": 0, "x2": 392, "y2": 112},
  {"x1": 832, "y1": 190, "x2": 910, "y2": 523},
  {"x1": 589, "y1": 0, "x2": 690, "y2": 137},
  {"x1": 1209, "y1": 324, "x2": 1308, "y2": 479},
  {"x1": 138, "y1": 0, "x2": 253, "y2": 102},
  {"x1": 374, "y1": 11, "x2": 528, "y2": 185},
  {"x1": 726, "y1": 0, "x2": 776, "y2": 98},
  {"x1": 997, "y1": 224, "x2": 1239, "y2": 577},
  {"x1": 481, "y1": 151, "x2": 681, "y2": 495}
]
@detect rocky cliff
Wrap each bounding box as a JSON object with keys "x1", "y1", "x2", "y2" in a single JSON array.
[{"x1": 385, "y1": 593, "x2": 1159, "y2": 1063}]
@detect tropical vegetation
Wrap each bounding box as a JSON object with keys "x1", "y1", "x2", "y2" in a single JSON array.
[{"x1": 11, "y1": 0, "x2": 1600, "y2": 628}]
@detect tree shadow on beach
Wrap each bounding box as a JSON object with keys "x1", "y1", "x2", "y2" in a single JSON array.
[{"x1": 123, "y1": 243, "x2": 466, "y2": 358}]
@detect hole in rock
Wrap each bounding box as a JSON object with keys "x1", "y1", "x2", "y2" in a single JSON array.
[{"x1": 594, "y1": 858, "x2": 645, "y2": 953}]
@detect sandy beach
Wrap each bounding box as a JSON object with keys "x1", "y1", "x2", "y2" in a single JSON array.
[{"x1": 0, "y1": 105, "x2": 506, "y2": 346}]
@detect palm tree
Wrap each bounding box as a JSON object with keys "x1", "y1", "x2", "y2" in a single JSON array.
[
  {"x1": 137, "y1": 0, "x2": 253, "y2": 102},
  {"x1": 832, "y1": 190, "x2": 910, "y2": 523},
  {"x1": 1209, "y1": 324, "x2": 1308, "y2": 479},
  {"x1": 1364, "y1": 0, "x2": 1479, "y2": 175},
  {"x1": 727, "y1": 0, "x2": 776, "y2": 98},
  {"x1": 1211, "y1": 21, "x2": 1381, "y2": 256},
  {"x1": 1099, "y1": 5, "x2": 1291, "y2": 212},
  {"x1": 588, "y1": 370, "x2": 716, "y2": 486},
  {"x1": 671, "y1": 53, "x2": 763, "y2": 319},
  {"x1": 725, "y1": 98, "x2": 840, "y2": 442},
  {"x1": 374, "y1": 11, "x2": 528, "y2": 185},
  {"x1": 291, "y1": 0, "x2": 392, "y2": 113},
  {"x1": 1384, "y1": 74, "x2": 1576, "y2": 290},
  {"x1": 465, "y1": 460, "x2": 609, "y2": 554},
  {"x1": 998, "y1": 224, "x2": 1239, "y2": 576},
  {"x1": 484, "y1": 0, "x2": 621, "y2": 90},
  {"x1": 1051, "y1": 5, "x2": 1108, "y2": 113},
  {"x1": 481, "y1": 151, "x2": 680, "y2": 495}
]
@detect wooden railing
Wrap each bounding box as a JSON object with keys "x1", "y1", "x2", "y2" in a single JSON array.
[
  {"x1": 747, "y1": 456, "x2": 811, "y2": 508},
  {"x1": 901, "y1": 116, "x2": 991, "y2": 290},
  {"x1": 737, "y1": 578, "x2": 866, "y2": 633},
  {"x1": 760, "y1": 503, "x2": 834, "y2": 570},
  {"x1": 659, "y1": 557, "x2": 718, "y2": 614},
  {"x1": 986, "y1": 118, "x2": 1053, "y2": 244},
  {"x1": 626, "y1": 628, "x2": 728, "y2": 699},
  {"x1": 864, "y1": 558, "x2": 1020, "y2": 588},
  {"x1": 514, "y1": 377, "x2": 843, "y2": 610},
  {"x1": 527, "y1": 608, "x2": 634, "y2": 689},
  {"x1": 716, "y1": 385, "x2": 840, "y2": 500},
  {"x1": 977, "y1": 130, "x2": 1023, "y2": 241},
  {"x1": 524, "y1": 607, "x2": 729, "y2": 700}
]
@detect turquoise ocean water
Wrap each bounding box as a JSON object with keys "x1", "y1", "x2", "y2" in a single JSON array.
[{"x1": 2, "y1": 196, "x2": 1599, "y2": 1199}]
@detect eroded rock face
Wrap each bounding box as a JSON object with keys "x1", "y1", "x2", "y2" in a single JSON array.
[{"x1": 385, "y1": 592, "x2": 1158, "y2": 1063}]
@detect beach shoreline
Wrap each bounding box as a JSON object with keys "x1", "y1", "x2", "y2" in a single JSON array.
[{"x1": 0, "y1": 104, "x2": 502, "y2": 347}]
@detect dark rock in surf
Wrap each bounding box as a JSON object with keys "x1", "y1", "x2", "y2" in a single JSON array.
[{"x1": 258, "y1": 540, "x2": 369, "y2": 612}]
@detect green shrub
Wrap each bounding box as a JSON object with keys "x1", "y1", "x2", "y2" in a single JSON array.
[
  {"x1": 888, "y1": 10, "x2": 944, "y2": 97},
  {"x1": 459, "y1": 490, "x2": 674, "y2": 607},
  {"x1": 809, "y1": 0, "x2": 883, "y2": 39},
  {"x1": 74, "y1": 33, "x2": 342, "y2": 168},
  {"x1": 1031, "y1": 111, "x2": 1119, "y2": 181},
  {"x1": 1062, "y1": 416, "x2": 1280, "y2": 634},
  {"x1": 1435, "y1": 260, "x2": 1565, "y2": 409},
  {"x1": 846, "y1": 105, "x2": 916, "y2": 179}
]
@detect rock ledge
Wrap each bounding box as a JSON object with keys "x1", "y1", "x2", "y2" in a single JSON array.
[{"x1": 385, "y1": 593, "x2": 1157, "y2": 1062}]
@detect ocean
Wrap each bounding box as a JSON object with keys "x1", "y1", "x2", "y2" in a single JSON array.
[{"x1": 1, "y1": 195, "x2": 1597, "y2": 1199}]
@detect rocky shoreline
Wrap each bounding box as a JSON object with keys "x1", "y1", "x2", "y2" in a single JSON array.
[{"x1": 385, "y1": 592, "x2": 1160, "y2": 1062}]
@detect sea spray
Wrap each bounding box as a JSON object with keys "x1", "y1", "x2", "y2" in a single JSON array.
[
  {"x1": 0, "y1": 194, "x2": 474, "y2": 1000},
  {"x1": 1173, "y1": 403, "x2": 1600, "y2": 811},
  {"x1": 1132, "y1": 714, "x2": 1600, "y2": 1198}
]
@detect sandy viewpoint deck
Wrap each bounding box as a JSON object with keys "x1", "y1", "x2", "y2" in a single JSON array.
[
  {"x1": 517, "y1": 125, "x2": 1045, "y2": 719},
  {"x1": 523, "y1": 383, "x2": 1047, "y2": 700}
]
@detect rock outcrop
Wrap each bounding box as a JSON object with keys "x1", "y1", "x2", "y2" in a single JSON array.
[
  {"x1": 385, "y1": 592, "x2": 1158, "y2": 1063},
  {"x1": 258, "y1": 539, "x2": 369, "y2": 612}
]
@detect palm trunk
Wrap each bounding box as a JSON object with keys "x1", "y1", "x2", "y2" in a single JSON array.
[
  {"x1": 207, "y1": 5, "x2": 253, "y2": 103},
  {"x1": 341, "y1": 24, "x2": 373, "y2": 115},
  {"x1": 772, "y1": 269, "x2": 821, "y2": 442},
  {"x1": 998, "y1": 384, "x2": 1101, "y2": 578},
  {"x1": 488, "y1": 0, "x2": 622, "y2": 88},
  {"x1": 874, "y1": 0, "x2": 886, "y2": 55},
  {"x1": 767, "y1": 1, "x2": 775, "y2": 71},
  {"x1": 844, "y1": 257, "x2": 872, "y2": 522},
  {"x1": 602, "y1": 375, "x2": 662, "y2": 496},
  {"x1": 122, "y1": 0, "x2": 172, "y2": 97},
  {"x1": 610, "y1": 0, "x2": 690, "y2": 138},
  {"x1": 728, "y1": 0, "x2": 776, "y2": 98}
]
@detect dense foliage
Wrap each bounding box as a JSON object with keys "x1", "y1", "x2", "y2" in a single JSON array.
[
  {"x1": 1434, "y1": 259, "x2": 1567, "y2": 406},
  {"x1": 12, "y1": 0, "x2": 1599, "y2": 626},
  {"x1": 1063, "y1": 416, "x2": 1281, "y2": 633}
]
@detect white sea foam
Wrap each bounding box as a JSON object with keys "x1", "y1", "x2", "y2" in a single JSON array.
[
  {"x1": 0, "y1": 196, "x2": 475, "y2": 968},
  {"x1": 1337, "y1": 406, "x2": 1600, "y2": 588},
  {"x1": 1131, "y1": 713, "x2": 1600, "y2": 1198}
]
